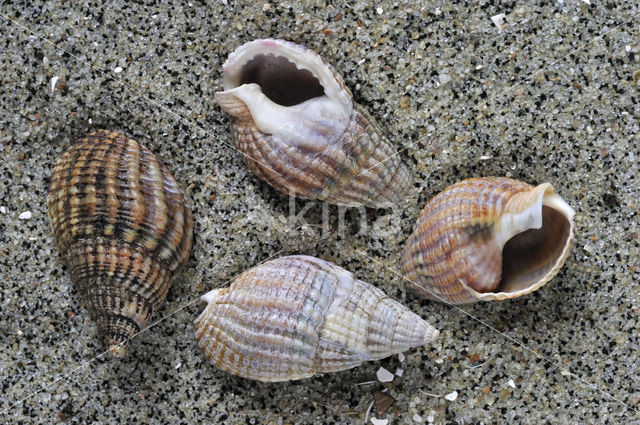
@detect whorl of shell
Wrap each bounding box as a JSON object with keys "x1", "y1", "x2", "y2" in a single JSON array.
[
  {"x1": 402, "y1": 177, "x2": 575, "y2": 304},
  {"x1": 194, "y1": 255, "x2": 438, "y2": 382},
  {"x1": 215, "y1": 38, "x2": 411, "y2": 208},
  {"x1": 47, "y1": 130, "x2": 193, "y2": 356}
]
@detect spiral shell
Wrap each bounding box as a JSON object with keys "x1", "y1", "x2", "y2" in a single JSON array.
[
  {"x1": 194, "y1": 255, "x2": 438, "y2": 382},
  {"x1": 402, "y1": 177, "x2": 575, "y2": 304},
  {"x1": 214, "y1": 38, "x2": 411, "y2": 208},
  {"x1": 47, "y1": 130, "x2": 193, "y2": 356}
]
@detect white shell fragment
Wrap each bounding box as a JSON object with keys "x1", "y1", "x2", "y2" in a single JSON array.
[
  {"x1": 377, "y1": 367, "x2": 395, "y2": 383},
  {"x1": 194, "y1": 255, "x2": 439, "y2": 382},
  {"x1": 215, "y1": 39, "x2": 411, "y2": 208},
  {"x1": 18, "y1": 211, "x2": 32, "y2": 220},
  {"x1": 491, "y1": 13, "x2": 506, "y2": 31},
  {"x1": 444, "y1": 391, "x2": 458, "y2": 401},
  {"x1": 50, "y1": 76, "x2": 58, "y2": 95}
]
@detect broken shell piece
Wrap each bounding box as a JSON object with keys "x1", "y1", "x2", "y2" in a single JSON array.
[
  {"x1": 215, "y1": 39, "x2": 411, "y2": 208},
  {"x1": 194, "y1": 255, "x2": 438, "y2": 382},
  {"x1": 402, "y1": 177, "x2": 575, "y2": 304}
]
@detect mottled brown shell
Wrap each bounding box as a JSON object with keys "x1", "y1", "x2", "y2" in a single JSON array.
[
  {"x1": 194, "y1": 255, "x2": 438, "y2": 382},
  {"x1": 215, "y1": 38, "x2": 411, "y2": 208},
  {"x1": 47, "y1": 130, "x2": 193, "y2": 356},
  {"x1": 402, "y1": 177, "x2": 575, "y2": 304}
]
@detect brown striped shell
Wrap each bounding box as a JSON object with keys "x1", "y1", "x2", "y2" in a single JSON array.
[
  {"x1": 402, "y1": 177, "x2": 575, "y2": 304},
  {"x1": 194, "y1": 255, "x2": 439, "y2": 382},
  {"x1": 47, "y1": 130, "x2": 193, "y2": 356},
  {"x1": 215, "y1": 39, "x2": 411, "y2": 208}
]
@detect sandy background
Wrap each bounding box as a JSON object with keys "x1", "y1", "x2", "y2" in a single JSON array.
[{"x1": 1, "y1": 1, "x2": 639, "y2": 424}]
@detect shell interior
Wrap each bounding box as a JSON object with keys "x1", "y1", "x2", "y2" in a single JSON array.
[
  {"x1": 474, "y1": 190, "x2": 575, "y2": 300},
  {"x1": 238, "y1": 54, "x2": 325, "y2": 107}
]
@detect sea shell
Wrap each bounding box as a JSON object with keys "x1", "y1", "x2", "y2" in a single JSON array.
[
  {"x1": 402, "y1": 177, "x2": 575, "y2": 304},
  {"x1": 47, "y1": 130, "x2": 193, "y2": 356},
  {"x1": 194, "y1": 255, "x2": 438, "y2": 382},
  {"x1": 214, "y1": 38, "x2": 411, "y2": 208}
]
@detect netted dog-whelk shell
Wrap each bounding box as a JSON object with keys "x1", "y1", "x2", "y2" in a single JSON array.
[
  {"x1": 215, "y1": 38, "x2": 411, "y2": 208},
  {"x1": 194, "y1": 255, "x2": 439, "y2": 382},
  {"x1": 402, "y1": 177, "x2": 575, "y2": 304},
  {"x1": 47, "y1": 130, "x2": 193, "y2": 356}
]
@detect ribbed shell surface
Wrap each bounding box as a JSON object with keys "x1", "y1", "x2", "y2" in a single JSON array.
[
  {"x1": 194, "y1": 255, "x2": 438, "y2": 382},
  {"x1": 402, "y1": 177, "x2": 538, "y2": 304},
  {"x1": 228, "y1": 105, "x2": 411, "y2": 207},
  {"x1": 47, "y1": 130, "x2": 193, "y2": 356}
]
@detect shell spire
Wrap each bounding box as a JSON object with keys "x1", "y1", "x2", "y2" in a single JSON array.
[
  {"x1": 215, "y1": 39, "x2": 411, "y2": 208},
  {"x1": 47, "y1": 130, "x2": 193, "y2": 356},
  {"x1": 402, "y1": 177, "x2": 575, "y2": 304},
  {"x1": 194, "y1": 255, "x2": 438, "y2": 382}
]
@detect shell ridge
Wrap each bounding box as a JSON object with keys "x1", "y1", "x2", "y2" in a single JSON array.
[
  {"x1": 244, "y1": 130, "x2": 312, "y2": 196},
  {"x1": 138, "y1": 149, "x2": 168, "y2": 252},
  {"x1": 66, "y1": 139, "x2": 102, "y2": 246},
  {"x1": 153, "y1": 159, "x2": 189, "y2": 271}
]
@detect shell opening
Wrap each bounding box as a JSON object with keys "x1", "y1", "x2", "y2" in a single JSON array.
[
  {"x1": 217, "y1": 39, "x2": 353, "y2": 150},
  {"x1": 238, "y1": 54, "x2": 325, "y2": 107},
  {"x1": 494, "y1": 193, "x2": 574, "y2": 295}
]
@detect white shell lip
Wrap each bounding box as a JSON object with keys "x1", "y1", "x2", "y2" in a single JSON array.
[
  {"x1": 221, "y1": 38, "x2": 352, "y2": 114},
  {"x1": 470, "y1": 183, "x2": 576, "y2": 302}
]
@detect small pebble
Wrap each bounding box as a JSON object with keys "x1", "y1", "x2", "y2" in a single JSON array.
[
  {"x1": 398, "y1": 352, "x2": 405, "y2": 362},
  {"x1": 395, "y1": 368, "x2": 404, "y2": 377},
  {"x1": 376, "y1": 367, "x2": 395, "y2": 383},
  {"x1": 413, "y1": 413, "x2": 423, "y2": 422},
  {"x1": 113, "y1": 66, "x2": 123, "y2": 73},
  {"x1": 444, "y1": 391, "x2": 458, "y2": 401},
  {"x1": 371, "y1": 418, "x2": 388, "y2": 425},
  {"x1": 376, "y1": 7, "x2": 383, "y2": 15},
  {"x1": 507, "y1": 379, "x2": 516, "y2": 388},
  {"x1": 439, "y1": 73, "x2": 451, "y2": 84},
  {"x1": 373, "y1": 391, "x2": 395, "y2": 415},
  {"x1": 18, "y1": 211, "x2": 32, "y2": 220},
  {"x1": 0, "y1": 206, "x2": 6, "y2": 214}
]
